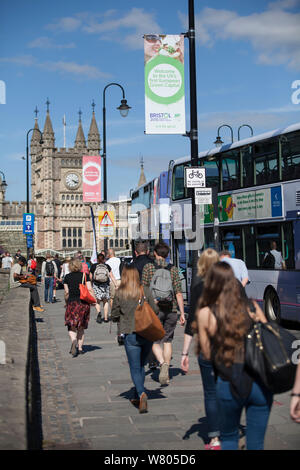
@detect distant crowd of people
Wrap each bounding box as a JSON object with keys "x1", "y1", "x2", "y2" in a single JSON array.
[{"x1": 2, "y1": 240, "x2": 299, "y2": 450}]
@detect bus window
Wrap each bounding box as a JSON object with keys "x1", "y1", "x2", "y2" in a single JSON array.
[
  {"x1": 220, "y1": 228, "x2": 243, "y2": 260},
  {"x1": 204, "y1": 227, "x2": 214, "y2": 249},
  {"x1": 172, "y1": 164, "x2": 185, "y2": 200},
  {"x1": 255, "y1": 224, "x2": 281, "y2": 268},
  {"x1": 281, "y1": 132, "x2": 300, "y2": 181},
  {"x1": 253, "y1": 141, "x2": 278, "y2": 185},
  {"x1": 204, "y1": 159, "x2": 219, "y2": 188},
  {"x1": 282, "y1": 222, "x2": 295, "y2": 269},
  {"x1": 241, "y1": 146, "x2": 254, "y2": 188},
  {"x1": 243, "y1": 225, "x2": 256, "y2": 269},
  {"x1": 221, "y1": 150, "x2": 240, "y2": 191}
]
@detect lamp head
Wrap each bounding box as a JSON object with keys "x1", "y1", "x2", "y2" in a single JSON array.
[
  {"x1": 214, "y1": 136, "x2": 223, "y2": 148},
  {"x1": 117, "y1": 99, "x2": 131, "y2": 118}
]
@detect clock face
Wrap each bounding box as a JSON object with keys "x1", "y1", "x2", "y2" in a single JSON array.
[{"x1": 65, "y1": 173, "x2": 79, "y2": 189}]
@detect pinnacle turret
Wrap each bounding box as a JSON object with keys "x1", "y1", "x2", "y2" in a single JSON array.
[
  {"x1": 138, "y1": 157, "x2": 146, "y2": 187},
  {"x1": 42, "y1": 99, "x2": 55, "y2": 148},
  {"x1": 74, "y1": 109, "x2": 86, "y2": 150},
  {"x1": 87, "y1": 104, "x2": 100, "y2": 154}
]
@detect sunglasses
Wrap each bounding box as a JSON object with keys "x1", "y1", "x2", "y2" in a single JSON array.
[{"x1": 145, "y1": 35, "x2": 161, "y2": 43}]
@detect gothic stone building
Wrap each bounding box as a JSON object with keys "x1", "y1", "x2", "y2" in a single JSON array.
[{"x1": 0, "y1": 109, "x2": 131, "y2": 257}]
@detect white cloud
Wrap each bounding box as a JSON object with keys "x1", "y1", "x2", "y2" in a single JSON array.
[
  {"x1": 46, "y1": 16, "x2": 82, "y2": 32},
  {"x1": 198, "y1": 106, "x2": 300, "y2": 136},
  {"x1": 180, "y1": 3, "x2": 300, "y2": 70},
  {"x1": 45, "y1": 8, "x2": 161, "y2": 50},
  {"x1": 28, "y1": 37, "x2": 75, "y2": 49},
  {"x1": 0, "y1": 55, "x2": 111, "y2": 80}
]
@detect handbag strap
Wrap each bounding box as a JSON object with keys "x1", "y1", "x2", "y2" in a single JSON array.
[
  {"x1": 138, "y1": 285, "x2": 147, "y2": 305},
  {"x1": 82, "y1": 272, "x2": 87, "y2": 285}
]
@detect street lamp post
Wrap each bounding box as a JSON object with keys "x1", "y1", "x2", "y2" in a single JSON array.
[
  {"x1": 214, "y1": 124, "x2": 234, "y2": 147},
  {"x1": 102, "y1": 83, "x2": 131, "y2": 253},
  {"x1": 26, "y1": 128, "x2": 43, "y2": 259},
  {"x1": 238, "y1": 124, "x2": 253, "y2": 141},
  {"x1": 0, "y1": 171, "x2": 7, "y2": 190}
]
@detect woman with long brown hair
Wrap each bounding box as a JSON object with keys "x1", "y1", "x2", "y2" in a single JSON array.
[
  {"x1": 111, "y1": 264, "x2": 158, "y2": 413},
  {"x1": 196, "y1": 261, "x2": 273, "y2": 450},
  {"x1": 181, "y1": 248, "x2": 221, "y2": 450}
]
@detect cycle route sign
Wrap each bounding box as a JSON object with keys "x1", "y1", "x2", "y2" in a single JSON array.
[{"x1": 184, "y1": 167, "x2": 206, "y2": 188}]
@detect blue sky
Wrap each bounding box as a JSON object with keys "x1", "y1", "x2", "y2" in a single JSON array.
[{"x1": 1, "y1": 0, "x2": 300, "y2": 202}]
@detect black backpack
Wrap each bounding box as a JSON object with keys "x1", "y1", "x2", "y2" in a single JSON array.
[
  {"x1": 45, "y1": 260, "x2": 55, "y2": 276},
  {"x1": 262, "y1": 252, "x2": 275, "y2": 269}
]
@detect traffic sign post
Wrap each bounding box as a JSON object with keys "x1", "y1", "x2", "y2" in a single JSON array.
[
  {"x1": 98, "y1": 210, "x2": 115, "y2": 237},
  {"x1": 184, "y1": 167, "x2": 206, "y2": 188},
  {"x1": 194, "y1": 187, "x2": 212, "y2": 205}
]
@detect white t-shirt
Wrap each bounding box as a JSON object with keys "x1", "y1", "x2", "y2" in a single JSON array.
[
  {"x1": 106, "y1": 257, "x2": 121, "y2": 280},
  {"x1": 270, "y1": 249, "x2": 284, "y2": 269},
  {"x1": 10, "y1": 263, "x2": 22, "y2": 288},
  {"x1": 2, "y1": 256, "x2": 13, "y2": 269}
]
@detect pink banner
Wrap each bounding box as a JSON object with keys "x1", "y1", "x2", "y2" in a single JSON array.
[{"x1": 82, "y1": 155, "x2": 101, "y2": 202}]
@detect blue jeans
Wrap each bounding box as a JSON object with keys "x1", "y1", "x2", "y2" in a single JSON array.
[
  {"x1": 198, "y1": 354, "x2": 220, "y2": 439},
  {"x1": 216, "y1": 377, "x2": 273, "y2": 450},
  {"x1": 124, "y1": 333, "x2": 153, "y2": 398},
  {"x1": 44, "y1": 276, "x2": 54, "y2": 303}
]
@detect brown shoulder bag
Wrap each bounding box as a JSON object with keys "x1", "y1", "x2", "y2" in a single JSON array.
[{"x1": 134, "y1": 287, "x2": 165, "y2": 342}]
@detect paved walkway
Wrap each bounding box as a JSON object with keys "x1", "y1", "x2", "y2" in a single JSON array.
[{"x1": 35, "y1": 287, "x2": 300, "y2": 451}]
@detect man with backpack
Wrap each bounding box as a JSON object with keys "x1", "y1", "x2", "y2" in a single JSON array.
[
  {"x1": 41, "y1": 253, "x2": 58, "y2": 303},
  {"x1": 142, "y1": 242, "x2": 185, "y2": 385}
]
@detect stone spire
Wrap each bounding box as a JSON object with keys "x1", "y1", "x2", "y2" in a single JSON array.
[
  {"x1": 87, "y1": 101, "x2": 100, "y2": 154},
  {"x1": 42, "y1": 98, "x2": 55, "y2": 148},
  {"x1": 31, "y1": 107, "x2": 42, "y2": 156},
  {"x1": 74, "y1": 109, "x2": 86, "y2": 150},
  {"x1": 138, "y1": 156, "x2": 146, "y2": 187}
]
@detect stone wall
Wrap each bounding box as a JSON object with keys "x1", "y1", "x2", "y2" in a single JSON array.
[
  {"x1": 0, "y1": 268, "x2": 10, "y2": 303},
  {"x1": 0, "y1": 283, "x2": 42, "y2": 449},
  {"x1": 0, "y1": 231, "x2": 27, "y2": 258}
]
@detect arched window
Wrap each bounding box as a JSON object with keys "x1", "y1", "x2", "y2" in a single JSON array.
[
  {"x1": 115, "y1": 239, "x2": 118, "y2": 248},
  {"x1": 68, "y1": 228, "x2": 71, "y2": 237},
  {"x1": 62, "y1": 228, "x2": 66, "y2": 237},
  {"x1": 120, "y1": 239, "x2": 124, "y2": 248},
  {"x1": 78, "y1": 239, "x2": 82, "y2": 248},
  {"x1": 109, "y1": 239, "x2": 114, "y2": 248},
  {"x1": 62, "y1": 239, "x2": 66, "y2": 248}
]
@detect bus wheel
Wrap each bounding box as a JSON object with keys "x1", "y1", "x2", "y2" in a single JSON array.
[{"x1": 264, "y1": 288, "x2": 281, "y2": 323}]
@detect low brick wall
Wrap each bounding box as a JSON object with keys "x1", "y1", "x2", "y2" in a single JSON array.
[
  {"x1": 0, "y1": 268, "x2": 10, "y2": 303},
  {"x1": 0, "y1": 285, "x2": 42, "y2": 449}
]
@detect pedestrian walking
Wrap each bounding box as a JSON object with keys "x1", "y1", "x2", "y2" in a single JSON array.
[
  {"x1": 290, "y1": 362, "x2": 300, "y2": 423},
  {"x1": 10, "y1": 256, "x2": 44, "y2": 312},
  {"x1": 52, "y1": 254, "x2": 62, "y2": 302},
  {"x1": 142, "y1": 242, "x2": 185, "y2": 385},
  {"x1": 1, "y1": 251, "x2": 13, "y2": 269},
  {"x1": 132, "y1": 240, "x2": 152, "y2": 279},
  {"x1": 90, "y1": 253, "x2": 117, "y2": 323},
  {"x1": 219, "y1": 251, "x2": 249, "y2": 287},
  {"x1": 181, "y1": 248, "x2": 221, "y2": 450},
  {"x1": 132, "y1": 240, "x2": 157, "y2": 368},
  {"x1": 61, "y1": 257, "x2": 71, "y2": 280},
  {"x1": 27, "y1": 253, "x2": 37, "y2": 275},
  {"x1": 111, "y1": 264, "x2": 159, "y2": 413},
  {"x1": 196, "y1": 261, "x2": 273, "y2": 450},
  {"x1": 41, "y1": 253, "x2": 58, "y2": 303},
  {"x1": 63, "y1": 258, "x2": 94, "y2": 357},
  {"x1": 106, "y1": 248, "x2": 121, "y2": 310}
]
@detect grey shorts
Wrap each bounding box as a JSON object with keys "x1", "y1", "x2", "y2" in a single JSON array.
[{"x1": 154, "y1": 310, "x2": 178, "y2": 344}]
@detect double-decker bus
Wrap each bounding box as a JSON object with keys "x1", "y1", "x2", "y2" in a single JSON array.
[{"x1": 169, "y1": 122, "x2": 300, "y2": 323}]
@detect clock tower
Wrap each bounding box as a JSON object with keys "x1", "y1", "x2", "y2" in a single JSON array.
[{"x1": 31, "y1": 101, "x2": 101, "y2": 253}]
